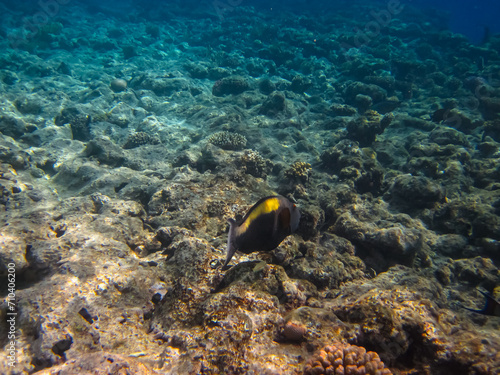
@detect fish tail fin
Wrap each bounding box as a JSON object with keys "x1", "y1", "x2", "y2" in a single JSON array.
[
  {"x1": 478, "y1": 290, "x2": 500, "y2": 316},
  {"x1": 461, "y1": 290, "x2": 500, "y2": 316},
  {"x1": 222, "y1": 218, "x2": 237, "y2": 270},
  {"x1": 461, "y1": 305, "x2": 482, "y2": 314}
]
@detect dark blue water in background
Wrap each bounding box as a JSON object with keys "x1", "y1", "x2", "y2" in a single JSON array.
[
  {"x1": 1, "y1": 0, "x2": 499, "y2": 45},
  {"x1": 287, "y1": 0, "x2": 500, "y2": 44},
  {"x1": 201, "y1": 0, "x2": 500, "y2": 44},
  {"x1": 408, "y1": 0, "x2": 500, "y2": 43}
]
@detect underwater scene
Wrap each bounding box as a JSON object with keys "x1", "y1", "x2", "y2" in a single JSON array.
[{"x1": 1, "y1": 0, "x2": 500, "y2": 373}]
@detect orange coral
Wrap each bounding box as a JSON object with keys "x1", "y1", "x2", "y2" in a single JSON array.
[{"x1": 304, "y1": 342, "x2": 392, "y2": 375}]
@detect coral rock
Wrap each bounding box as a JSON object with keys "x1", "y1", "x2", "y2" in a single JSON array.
[
  {"x1": 388, "y1": 174, "x2": 445, "y2": 209},
  {"x1": 346, "y1": 111, "x2": 393, "y2": 147},
  {"x1": 70, "y1": 115, "x2": 92, "y2": 142},
  {"x1": 33, "y1": 352, "x2": 154, "y2": 375},
  {"x1": 330, "y1": 104, "x2": 357, "y2": 117},
  {"x1": 212, "y1": 76, "x2": 250, "y2": 96},
  {"x1": 258, "y1": 78, "x2": 276, "y2": 95},
  {"x1": 259, "y1": 91, "x2": 287, "y2": 117}
]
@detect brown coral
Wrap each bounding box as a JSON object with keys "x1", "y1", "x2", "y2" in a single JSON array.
[
  {"x1": 285, "y1": 161, "x2": 312, "y2": 182},
  {"x1": 207, "y1": 131, "x2": 247, "y2": 150},
  {"x1": 212, "y1": 76, "x2": 249, "y2": 96},
  {"x1": 304, "y1": 342, "x2": 392, "y2": 375},
  {"x1": 240, "y1": 150, "x2": 272, "y2": 178},
  {"x1": 123, "y1": 132, "x2": 161, "y2": 149},
  {"x1": 346, "y1": 111, "x2": 393, "y2": 147}
]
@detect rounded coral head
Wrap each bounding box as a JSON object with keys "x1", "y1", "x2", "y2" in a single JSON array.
[
  {"x1": 304, "y1": 342, "x2": 392, "y2": 375},
  {"x1": 110, "y1": 78, "x2": 128, "y2": 92}
]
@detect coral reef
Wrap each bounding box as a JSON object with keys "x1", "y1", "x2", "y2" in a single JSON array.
[
  {"x1": 0, "y1": 1, "x2": 499, "y2": 374},
  {"x1": 33, "y1": 352, "x2": 154, "y2": 375}
]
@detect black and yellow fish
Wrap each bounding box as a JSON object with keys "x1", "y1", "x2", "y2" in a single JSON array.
[
  {"x1": 463, "y1": 290, "x2": 500, "y2": 317},
  {"x1": 223, "y1": 196, "x2": 300, "y2": 269}
]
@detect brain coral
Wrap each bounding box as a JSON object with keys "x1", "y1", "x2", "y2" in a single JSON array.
[
  {"x1": 207, "y1": 131, "x2": 247, "y2": 150},
  {"x1": 304, "y1": 342, "x2": 392, "y2": 375},
  {"x1": 123, "y1": 132, "x2": 161, "y2": 149},
  {"x1": 285, "y1": 161, "x2": 312, "y2": 182}
]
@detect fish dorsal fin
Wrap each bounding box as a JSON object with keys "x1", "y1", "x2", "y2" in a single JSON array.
[{"x1": 462, "y1": 290, "x2": 500, "y2": 317}]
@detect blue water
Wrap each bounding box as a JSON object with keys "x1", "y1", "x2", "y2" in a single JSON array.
[
  {"x1": 408, "y1": 0, "x2": 500, "y2": 43},
  {"x1": 213, "y1": 0, "x2": 500, "y2": 44},
  {"x1": 1, "y1": 0, "x2": 498, "y2": 44}
]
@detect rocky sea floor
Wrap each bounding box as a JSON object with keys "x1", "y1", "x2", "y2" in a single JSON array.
[{"x1": 0, "y1": 0, "x2": 500, "y2": 374}]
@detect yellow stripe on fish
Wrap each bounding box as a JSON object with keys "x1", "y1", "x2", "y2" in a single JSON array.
[{"x1": 240, "y1": 196, "x2": 281, "y2": 231}]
